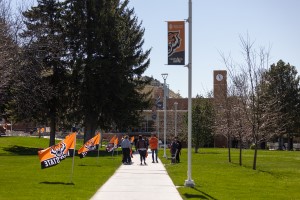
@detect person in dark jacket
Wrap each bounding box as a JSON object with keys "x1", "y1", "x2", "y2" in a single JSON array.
[
  {"x1": 175, "y1": 138, "x2": 182, "y2": 163},
  {"x1": 170, "y1": 137, "x2": 178, "y2": 164},
  {"x1": 136, "y1": 135, "x2": 147, "y2": 165}
]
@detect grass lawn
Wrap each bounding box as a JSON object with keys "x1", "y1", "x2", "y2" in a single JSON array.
[
  {"x1": 0, "y1": 136, "x2": 122, "y2": 200},
  {"x1": 1, "y1": 137, "x2": 300, "y2": 200},
  {"x1": 160, "y1": 148, "x2": 300, "y2": 200}
]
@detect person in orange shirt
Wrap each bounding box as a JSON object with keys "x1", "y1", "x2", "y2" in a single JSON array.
[{"x1": 149, "y1": 133, "x2": 159, "y2": 163}]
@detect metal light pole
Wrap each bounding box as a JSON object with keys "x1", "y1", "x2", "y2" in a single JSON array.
[
  {"x1": 161, "y1": 73, "x2": 168, "y2": 158},
  {"x1": 174, "y1": 102, "x2": 178, "y2": 137},
  {"x1": 185, "y1": 0, "x2": 195, "y2": 187},
  {"x1": 157, "y1": 111, "x2": 160, "y2": 149}
]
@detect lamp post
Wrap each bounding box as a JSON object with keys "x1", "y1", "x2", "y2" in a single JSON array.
[
  {"x1": 157, "y1": 111, "x2": 160, "y2": 149},
  {"x1": 174, "y1": 102, "x2": 178, "y2": 137},
  {"x1": 185, "y1": 0, "x2": 195, "y2": 187},
  {"x1": 161, "y1": 73, "x2": 168, "y2": 158}
]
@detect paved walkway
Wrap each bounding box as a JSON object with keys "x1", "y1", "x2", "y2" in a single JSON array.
[{"x1": 90, "y1": 151, "x2": 183, "y2": 200}]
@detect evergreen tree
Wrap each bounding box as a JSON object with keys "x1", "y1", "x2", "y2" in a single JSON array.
[
  {"x1": 64, "y1": 0, "x2": 151, "y2": 141},
  {"x1": 14, "y1": 0, "x2": 67, "y2": 146},
  {"x1": 261, "y1": 60, "x2": 300, "y2": 150},
  {"x1": 192, "y1": 96, "x2": 214, "y2": 152}
]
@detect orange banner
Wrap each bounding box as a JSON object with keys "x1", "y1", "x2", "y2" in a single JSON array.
[
  {"x1": 168, "y1": 21, "x2": 185, "y2": 65},
  {"x1": 114, "y1": 137, "x2": 119, "y2": 147},
  {"x1": 109, "y1": 135, "x2": 117, "y2": 144},
  {"x1": 38, "y1": 132, "x2": 76, "y2": 169},
  {"x1": 78, "y1": 132, "x2": 101, "y2": 158}
]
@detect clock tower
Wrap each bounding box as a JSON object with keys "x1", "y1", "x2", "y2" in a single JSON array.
[{"x1": 213, "y1": 70, "x2": 227, "y2": 104}]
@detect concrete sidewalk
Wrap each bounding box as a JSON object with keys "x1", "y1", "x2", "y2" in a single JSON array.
[{"x1": 90, "y1": 151, "x2": 183, "y2": 200}]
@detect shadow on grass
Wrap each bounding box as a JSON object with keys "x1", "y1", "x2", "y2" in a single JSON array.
[
  {"x1": 197, "y1": 152, "x2": 221, "y2": 155},
  {"x1": 2, "y1": 145, "x2": 40, "y2": 155},
  {"x1": 230, "y1": 162, "x2": 281, "y2": 178},
  {"x1": 183, "y1": 187, "x2": 218, "y2": 200},
  {"x1": 40, "y1": 181, "x2": 75, "y2": 185},
  {"x1": 2, "y1": 145, "x2": 121, "y2": 157},
  {"x1": 78, "y1": 164, "x2": 103, "y2": 167}
]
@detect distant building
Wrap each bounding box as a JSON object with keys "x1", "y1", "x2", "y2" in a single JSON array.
[{"x1": 135, "y1": 71, "x2": 228, "y2": 147}]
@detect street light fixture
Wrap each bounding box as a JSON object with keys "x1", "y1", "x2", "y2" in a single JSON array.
[
  {"x1": 174, "y1": 102, "x2": 178, "y2": 137},
  {"x1": 161, "y1": 73, "x2": 168, "y2": 158}
]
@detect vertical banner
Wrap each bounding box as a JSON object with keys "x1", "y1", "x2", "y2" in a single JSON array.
[{"x1": 168, "y1": 21, "x2": 185, "y2": 65}]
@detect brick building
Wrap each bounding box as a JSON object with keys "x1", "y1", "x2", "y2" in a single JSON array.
[{"x1": 135, "y1": 70, "x2": 228, "y2": 147}]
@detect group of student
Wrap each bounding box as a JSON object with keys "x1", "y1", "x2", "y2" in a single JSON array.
[{"x1": 120, "y1": 134, "x2": 182, "y2": 165}]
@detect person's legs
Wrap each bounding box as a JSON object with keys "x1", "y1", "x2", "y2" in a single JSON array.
[
  {"x1": 122, "y1": 148, "x2": 126, "y2": 163},
  {"x1": 124, "y1": 148, "x2": 130, "y2": 163},
  {"x1": 138, "y1": 150, "x2": 143, "y2": 164},
  {"x1": 142, "y1": 150, "x2": 146, "y2": 165},
  {"x1": 151, "y1": 149, "x2": 155, "y2": 162},
  {"x1": 154, "y1": 149, "x2": 158, "y2": 162},
  {"x1": 127, "y1": 148, "x2": 131, "y2": 163},
  {"x1": 176, "y1": 150, "x2": 180, "y2": 163}
]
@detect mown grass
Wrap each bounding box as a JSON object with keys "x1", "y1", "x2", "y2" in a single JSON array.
[
  {"x1": 1, "y1": 137, "x2": 300, "y2": 200},
  {"x1": 160, "y1": 148, "x2": 300, "y2": 200},
  {"x1": 0, "y1": 136, "x2": 122, "y2": 200}
]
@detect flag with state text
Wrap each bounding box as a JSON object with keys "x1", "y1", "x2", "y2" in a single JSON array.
[
  {"x1": 38, "y1": 132, "x2": 76, "y2": 169},
  {"x1": 78, "y1": 132, "x2": 101, "y2": 158}
]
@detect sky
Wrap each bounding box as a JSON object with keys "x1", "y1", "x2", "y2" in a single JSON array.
[
  {"x1": 10, "y1": 0, "x2": 300, "y2": 98},
  {"x1": 127, "y1": 0, "x2": 300, "y2": 98}
]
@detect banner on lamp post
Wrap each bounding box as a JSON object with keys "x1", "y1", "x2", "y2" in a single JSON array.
[{"x1": 168, "y1": 21, "x2": 185, "y2": 65}]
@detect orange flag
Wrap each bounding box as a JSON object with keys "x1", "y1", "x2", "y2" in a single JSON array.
[
  {"x1": 38, "y1": 132, "x2": 76, "y2": 169},
  {"x1": 114, "y1": 137, "x2": 119, "y2": 147},
  {"x1": 130, "y1": 136, "x2": 134, "y2": 143},
  {"x1": 109, "y1": 135, "x2": 116, "y2": 144},
  {"x1": 78, "y1": 132, "x2": 101, "y2": 158}
]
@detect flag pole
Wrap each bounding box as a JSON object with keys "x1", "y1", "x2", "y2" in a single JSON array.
[
  {"x1": 70, "y1": 132, "x2": 76, "y2": 183},
  {"x1": 97, "y1": 133, "x2": 100, "y2": 165},
  {"x1": 184, "y1": 0, "x2": 195, "y2": 187}
]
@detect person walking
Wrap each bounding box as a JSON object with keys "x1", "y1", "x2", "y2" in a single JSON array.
[
  {"x1": 136, "y1": 135, "x2": 147, "y2": 165},
  {"x1": 175, "y1": 137, "x2": 182, "y2": 163},
  {"x1": 149, "y1": 133, "x2": 159, "y2": 163},
  {"x1": 170, "y1": 137, "x2": 178, "y2": 164},
  {"x1": 121, "y1": 135, "x2": 131, "y2": 164}
]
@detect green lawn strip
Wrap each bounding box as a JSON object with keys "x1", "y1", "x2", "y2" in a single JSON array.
[
  {"x1": 0, "y1": 137, "x2": 122, "y2": 200},
  {"x1": 160, "y1": 148, "x2": 300, "y2": 200}
]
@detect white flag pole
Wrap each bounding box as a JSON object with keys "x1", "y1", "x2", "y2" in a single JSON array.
[
  {"x1": 184, "y1": 0, "x2": 195, "y2": 187},
  {"x1": 97, "y1": 133, "x2": 100, "y2": 164}
]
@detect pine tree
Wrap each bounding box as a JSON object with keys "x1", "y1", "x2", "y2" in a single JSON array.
[
  {"x1": 261, "y1": 60, "x2": 300, "y2": 150},
  {"x1": 63, "y1": 0, "x2": 151, "y2": 141},
  {"x1": 14, "y1": 0, "x2": 67, "y2": 146}
]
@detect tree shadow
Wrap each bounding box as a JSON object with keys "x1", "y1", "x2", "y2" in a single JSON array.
[
  {"x1": 40, "y1": 181, "x2": 75, "y2": 185},
  {"x1": 2, "y1": 145, "x2": 121, "y2": 157},
  {"x1": 183, "y1": 187, "x2": 218, "y2": 200},
  {"x1": 77, "y1": 164, "x2": 102, "y2": 167},
  {"x1": 2, "y1": 145, "x2": 41, "y2": 155},
  {"x1": 230, "y1": 162, "x2": 280, "y2": 178}
]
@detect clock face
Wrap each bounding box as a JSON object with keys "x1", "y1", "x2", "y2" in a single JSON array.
[{"x1": 216, "y1": 74, "x2": 223, "y2": 81}]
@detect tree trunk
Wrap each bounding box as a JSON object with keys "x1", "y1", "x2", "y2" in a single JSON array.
[
  {"x1": 195, "y1": 144, "x2": 199, "y2": 153},
  {"x1": 84, "y1": 112, "x2": 98, "y2": 143},
  {"x1": 239, "y1": 140, "x2": 242, "y2": 166},
  {"x1": 288, "y1": 134, "x2": 293, "y2": 151},
  {"x1": 253, "y1": 141, "x2": 258, "y2": 170},
  {"x1": 278, "y1": 136, "x2": 284, "y2": 150},
  {"x1": 227, "y1": 136, "x2": 231, "y2": 163},
  {"x1": 49, "y1": 111, "x2": 56, "y2": 146}
]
